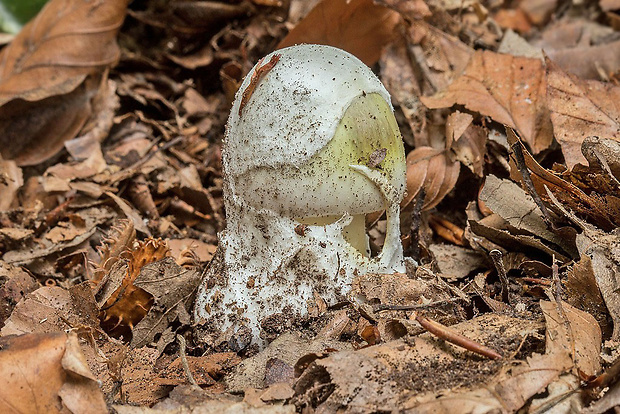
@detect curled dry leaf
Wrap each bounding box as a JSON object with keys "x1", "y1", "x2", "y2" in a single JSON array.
[
  {"x1": 92, "y1": 219, "x2": 136, "y2": 283},
  {"x1": 97, "y1": 238, "x2": 170, "y2": 340},
  {"x1": 421, "y1": 50, "x2": 553, "y2": 154},
  {"x1": 507, "y1": 132, "x2": 618, "y2": 231},
  {"x1": 480, "y1": 175, "x2": 571, "y2": 253},
  {"x1": 278, "y1": 0, "x2": 402, "y2": 66},
  {"x1": 546, "y1": 57, "x2": 620, "y2": 168},
  {"x1": 403, "y1": 146, "x2": 460, "y2": 211},
  {"x1": 445, "y1": 110, "x2": 487, "y2": 177},
  {"x1": 0, "y1": 332, "x2": 106, "y2": 414},
  {"x1": 0, "y1": 0, "x2": 130, "y2": 165}
]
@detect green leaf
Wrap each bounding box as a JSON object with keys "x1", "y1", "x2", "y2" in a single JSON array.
[{"x1": 0, "y1": 0, "x2": 49, "y2": 34}]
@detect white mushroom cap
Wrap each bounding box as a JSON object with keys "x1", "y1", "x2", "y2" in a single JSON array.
[{"x1": 225, "y1": 44, "x2": 405, "y2": 217}]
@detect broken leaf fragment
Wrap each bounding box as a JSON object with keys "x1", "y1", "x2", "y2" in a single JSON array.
[{"x1": 0, "y1": 332, "x2": 106, "y2": 414}]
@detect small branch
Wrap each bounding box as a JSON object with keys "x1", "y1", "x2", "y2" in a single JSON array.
[
  {"x1": 509, "y1": 137, "x2": 554, "y2": 228},
  {"x1": 373, "y1": 297, "x2": 465, "y2": 313},
  {"x1": 177, "y1": 334, "x2": 198, "y2": 386},
  {"x1": 489, "y1": 249, "x2": 510, "y2": 304},
  {"x1": 551, "y1": 255, "x2": 564, "y2": 318},
  {"x1": 415, "y1": 313, "x2": 502, "y2": 360}
]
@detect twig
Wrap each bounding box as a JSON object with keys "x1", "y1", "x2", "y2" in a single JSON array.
[
  {"x1": 522, "y1": 277, "x2": 552, "y2": 286},
  {"x1": 586, "y1": 356, "x2": 620, "y2": 388},
  {"x1": 373, "y1": 297, "x2": 465, "y2": 312},
  {"x1": 110, "y1": 135, "x2": 185, "y2": 183},
  {"x1": 551, "y1": 255, "x2": 565, "y2": 319},
  {"x1": 177, "y1": 334, "x2": 198, "y2": 386},
  {"x1": 415, "y1": 313, "x2": 502, "y2": 360},
  {"x1": 489, "y1": 249, "x2": 510, "y2": 304},
  {"x1": 509, "y1": 135, "x2": 554, "y2": 228}
]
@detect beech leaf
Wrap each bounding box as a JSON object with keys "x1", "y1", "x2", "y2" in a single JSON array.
[
  {"x1": 421, "y1": 50, "x2": 553, "y2": 154},
  {"x1": 278, "y1": 0, "x2": 402, "y2": 66},
  {"x1": 546, "y1": 57, "x2": 620, "y2": 168}
]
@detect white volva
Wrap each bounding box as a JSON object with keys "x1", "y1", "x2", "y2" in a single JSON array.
[{"x1": 195, "y1": 45, "x2": 407, "y2": 345}]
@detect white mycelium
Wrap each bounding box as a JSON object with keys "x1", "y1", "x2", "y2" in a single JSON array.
[{"x1": 195, "y1": 44, "x2": 407, "y2": 345}]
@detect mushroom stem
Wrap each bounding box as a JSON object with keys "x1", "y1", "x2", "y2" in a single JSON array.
[{"x1": 348, "y1": 164, "x2": 402, "y2": 269}]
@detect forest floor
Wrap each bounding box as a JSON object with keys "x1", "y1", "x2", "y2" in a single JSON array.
[{"x1": 1, "y1": 0, "x2": 620, "y2": 412}]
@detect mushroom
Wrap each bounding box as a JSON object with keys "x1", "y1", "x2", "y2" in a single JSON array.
[{"x1": 195, "y1": 44, "x2": 407, "y2": 346}]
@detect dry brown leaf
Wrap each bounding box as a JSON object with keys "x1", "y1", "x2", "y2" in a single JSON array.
[
  {"x1": 380, "y1": 35, "x2": 425, "y2": 147},
  {"x1": 0, "y1": 0, "x2": 130, "y2": 166},
  {"x1": 1, "y1": 284, "x2": 99, "y2": 336},
  {"x1": 0, "y1": 155, "x2": 22, "y2": 210},
  {"x1": 540, "y1": 300, "x2": 601, "y2": 377},
  {"x1": 494, "y1": 9, "x2": 532, "y2": 34},
  {"x1": 296, "y1": 314, "x2": 541, "y2": 413},
  {"x1": 226, "y1": 331, "x2": 352, "y2": 393},
  {"x1": 0, "y1": 0, "x2": 128, "y2": 104},
  {"x1": 479, "y1": 175, "x2": 570, "y2": 252},
  {"x1": 421, "y1": 50, "x2": 553, "y2": 153},
  {"x1": 0, "y1": 332, "x2": 106, "y2": 414},
  {"x1": 130, "y1": 257, "x2": 202, "y2": 348},
  {"x1": 469, "y1": 214, "x2": 570, "y2": 262},
  {"x1": 408, "y1": 21, "x2": 473, "y2": 94},
  {"x1": 98, "y1": 238, "x2": 169, "y2": 340},
  {"x1": 520, "y1": 0, "x2": 557, "y2": 25},
  {"x1": 403, "y1": 146, "x2": 460, "y2": 211},
  {"x1": 565, "y1": 256, "x2": 611, "y2": 337},
  {"x1": 507, "y1": 132, "x2": 617, "y2": 231},
  {"x1": 3, "y1": 206, "x2": 113, "y2": 266},
  {"x1": 451, "y1": 125, "x2": 487, "y2": 177},
  {"x1": 546, "y1": 58, "x2": 620, "y2": 168},
  {"x1": 0, "y1": 81, "x2": 93, "y2": 166},
  {"x1": 446, "y1": 111, "x2": 487, "y2": 177},
  {"x1": 429, "y1": 244, "x2": 485, "y2": 280},
  {"x1": 575, "y1": 228, "x2": 620, "y2": 340},
  {"x1": 0, "y1": 261, "x2": 39, "y2": 328},
  {"x1": 546, "y1": 40, "x2": 620, "y2": 80},
  {"x1": 375, "y1": 0, "x2": 431, "y2": 20},
  {"x1": 278, "y1": 0, "x2": 402, "y2": 66},
  {"x1": 601, "y1": 0, "x2": 620, "y2": 10}
]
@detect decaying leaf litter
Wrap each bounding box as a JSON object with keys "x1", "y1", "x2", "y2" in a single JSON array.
[{"x1": 0, "y1": 0, "x2": 619, "y2": 412}]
